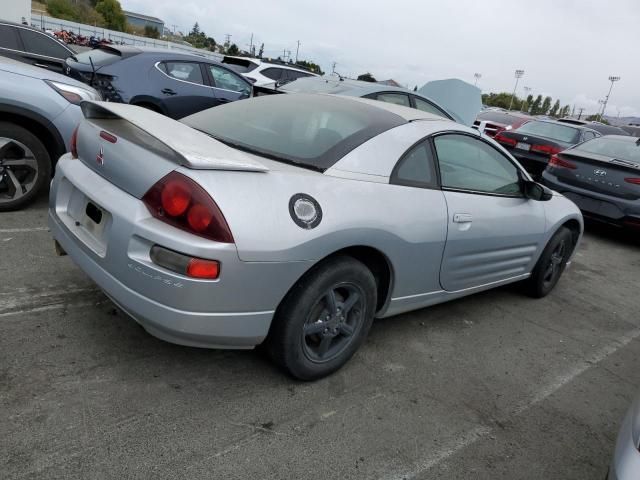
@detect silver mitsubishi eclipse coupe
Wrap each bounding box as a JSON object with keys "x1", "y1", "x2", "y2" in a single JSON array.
[{"x1": 49, "y1": 93, "x2": 583, "y2": 380}]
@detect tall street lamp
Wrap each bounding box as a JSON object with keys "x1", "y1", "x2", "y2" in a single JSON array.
[
  {"x1": 508, "y1": 69, "x2": 525, "y2": 111},
  {"x1": 600, "y1": 75, "x2": 620, "y2": 121},
  {"x1": 474, "y1": 73, "x2": 482, "y2": 86},
  {"x1": 520, "y1": 86, "x2": 532, "y2": 112}
]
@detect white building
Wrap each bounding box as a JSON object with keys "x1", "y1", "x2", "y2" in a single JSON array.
[{"x1": 1, "y1": 0, "x2": 31, "y2": 24}]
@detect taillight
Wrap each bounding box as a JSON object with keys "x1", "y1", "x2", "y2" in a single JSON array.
[
  {"x1": 531, "y1": 144, "x2": 563, "y2": 155},
  {"x1": 70, "y1": 125, "x2": 79, "y2": 158},
  {"x1": 548, "y1": 154, "x2": 577, "y2": 170},
  {"x1": 142, "y1": 171, "x2": 234, "y2": 243},
  {"x1": 495, "y1": 133, "x2": 517, "y2": 146},
  {"x1": 150, "y1": 245, "x2": 220, "y2": 279},
  {"x1": 625, "y1": 177, "x2": 640, "y2": 185}
]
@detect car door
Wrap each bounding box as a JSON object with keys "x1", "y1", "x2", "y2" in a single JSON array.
[
  {"x1": 155, "y1": 61, "x2": 218, "y2": 119},
  {"x1": 433, "y1": 133, "x2": 546, "y2": 292},
  {"x1": 0, "y1": 24, "x2": 23, "y2": 63},
  {"x1": 16, "y1": 27, "x2": 71, "y2": 74},
  {"x1": 206, "y1": 64, "x2": 251, "y2": 104}
]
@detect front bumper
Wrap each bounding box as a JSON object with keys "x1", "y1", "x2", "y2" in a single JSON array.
[{"x1": 49, "y1": 155, "x2": 311, "y2": 348}]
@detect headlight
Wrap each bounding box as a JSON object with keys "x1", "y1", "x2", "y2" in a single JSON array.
[{"x1": 45, "y1": 80, "x2": 102, "y2": 105}]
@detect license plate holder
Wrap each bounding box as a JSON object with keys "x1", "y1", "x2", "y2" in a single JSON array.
[{"x1": 516, "y1": 142, "x2": 531, "y2": 151}]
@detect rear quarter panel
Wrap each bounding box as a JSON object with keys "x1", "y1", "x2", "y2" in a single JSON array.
[{"x1": 181, "y1": 166, "x2": 448, "y2": 299}]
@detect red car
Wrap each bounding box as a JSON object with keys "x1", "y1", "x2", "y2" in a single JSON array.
[{"x1": 473, "y1": 110, "x2": 532, "y2": 137}]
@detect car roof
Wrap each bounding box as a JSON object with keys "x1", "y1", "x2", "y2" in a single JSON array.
[
  {"x1": 224, "y1": 56, "x2": 317, "y2": 74},
  {"x1": 282, "y1": 76, "x2": 411, "y2": 97},
  {"x1": 93, "y1": 45, "x2": 223, "y2": 63},
  {"x1": 342, "y1": 95, "x2": 453, "y2": 122}
]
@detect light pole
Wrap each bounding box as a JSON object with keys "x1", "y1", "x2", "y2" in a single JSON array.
[
  {"x1": 600, "y1": 75, "x2": 620, "y2": 121},
  {"x1": 474, "y1": 73, "x2": 482, "y2": 86},
  {"x1": 520, "y1": 86, "x2": 532, "y2": 112},
  {"x1": 508, "y1": 69, "x2": 525, "y2": 111}
]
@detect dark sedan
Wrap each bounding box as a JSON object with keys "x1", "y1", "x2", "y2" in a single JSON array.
[
  {"x1": 66, "y1": 46, "x2": 252, "y2": 119},
  {"x1": 541, "y1": 135, "x2": 640, "y2": 230},
  {"x1": 494, "y1": 120, "x2": 601, "y2": 177},
  {"x1": 0, "y1": 21, "x2": 75, "y2": 75}
]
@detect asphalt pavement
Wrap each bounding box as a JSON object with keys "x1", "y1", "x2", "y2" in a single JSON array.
[{"x1": 1, "y1": 192, "x2": 639, "y2": 479}]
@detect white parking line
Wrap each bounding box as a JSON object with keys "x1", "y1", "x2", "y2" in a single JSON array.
[
  {"x1": 0, "y1": 226, "x2": 49, "y2": 234},
  {"x1": 386, "y1": 327, "x2": 640, "y2": 480}
]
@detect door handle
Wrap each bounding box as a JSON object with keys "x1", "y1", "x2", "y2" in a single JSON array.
[
  {"x1": 161, "y1": 88, "x2": 177, "y2": 95},
  {"x1": 453, "y1": 213, "x2": 473, "y2": 223}
]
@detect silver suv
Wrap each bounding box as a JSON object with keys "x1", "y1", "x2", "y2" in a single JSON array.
[{"x1": 0, "y1": 57, "x2": 100, "y2": 210}]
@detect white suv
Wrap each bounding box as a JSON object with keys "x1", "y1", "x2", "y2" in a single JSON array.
[{"x1": 222, "y1": 56, "x2": 318, "y2": 86}]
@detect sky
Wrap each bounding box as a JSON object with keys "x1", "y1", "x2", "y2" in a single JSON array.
[{"x1": 121, "y1": 0, "x2": 640, "y2": 117}]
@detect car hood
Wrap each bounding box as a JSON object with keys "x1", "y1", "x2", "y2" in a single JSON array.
[
  {"x1": 418, "y1": 79, "x2": 482, "y2": 127},
  {"x1": 0, "y1": 57, "x2": 89, "y2": 89}
]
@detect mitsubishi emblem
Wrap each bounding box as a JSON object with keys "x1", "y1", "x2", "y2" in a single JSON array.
[{"x1": 96, "y1": 146, "x2": 104, "y2": 166}]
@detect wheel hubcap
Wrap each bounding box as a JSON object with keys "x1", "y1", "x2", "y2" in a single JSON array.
[
  {"x1": 0, "y1": 138, "x2": 39, "y2": 204},
  {"x1": 302, "y1": 283, "x2": 364, "y2": 363},
  {"x1": 542, "y1": 240, "x2": 566, "y2": 286}
]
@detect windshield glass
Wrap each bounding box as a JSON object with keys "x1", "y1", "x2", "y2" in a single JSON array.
[
  {"x1": 574, "y1": 137, "x2": 640, "y2": 163},
  {"x1": 72, "y1": 48, "x2": 121, "y2": 66},
  {"x1": 181, "y1": 94, "x2": 406, "y2": 170},
  {"x1": 516, "y1": 121, "x2": 581, "y2": 143}
]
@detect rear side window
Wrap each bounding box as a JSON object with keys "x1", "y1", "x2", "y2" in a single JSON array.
[
  {"x1": 221, "y1": 57, "x2": 258, "y2": 73},
  {"x1": 391, "y1": 141, "x2": 438, "y2": 188},
  {"x1": 261, "y1": 67, "x2": 283, "y2": 81},
  {"x1": 162, "y1": 61, "x2": 204, "y2": 84},
  {"x1": 18, "y1": 29, "x2": 69, "y2": 59},
  {"x1": 582, "y1": 131, "x2": 597, "y2": 141},
  {"x1": 0, "y1": 25, "x2": 21, "y2": 50},
  {"x1": 376, "y1": 93, "x2": 411, "y2": 107},
  {"x1": 516, "y1": 121, "x2": 580, "y2": 144},
  {"x1": 414, "y1": 97, "x2": 448, "y2": 119},
  {"x1": 434, "y1": 134, "x2": 521, "y2": 195}
]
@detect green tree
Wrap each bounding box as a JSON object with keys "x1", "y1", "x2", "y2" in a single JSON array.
[
  {"x1": 529, "y1": 95, "x2": 543, "y2": 115},
  {"x1": 481, "y1": 92, "x2": 524, "y2": 110},
  {"x1": 95, "y1": 0, "x2": 126, "y2": 31},
  {"x1": 586, "y1": 114, "x2": 609, "y2": 124},
  {"x1": 357, "y1": 72, "x2": 377, "y2": 83},
  {"x1": 560, "y1": 105, "x2": 571, "y2": 118},
  {"x1": 549, "y1": 99, "x2": 561, "y2": 117},
  {"x1": 190, "y1": 22, "x2": 200, "y2": 36},
  {"x1": 526, "y1": 94, "x2": 534, "y2": 106},
  {"x1": 296, "y1": 59, "x2": 324, "y2": 75},
  {"x1": 541, "y1": 96, "x2": 552, "y2": 115},
  {"x1": 226, "y1": 43, "x2": 240, "y2": 55},
  {"x1": 46, "y1": 0, "x2": 79, "y2": 21}
]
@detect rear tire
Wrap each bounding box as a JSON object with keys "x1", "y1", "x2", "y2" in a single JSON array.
[
  {"x1": 266, "y1": 256, "x2": 377, "y2": 381},
  {"x1": 524, "y1": 227, "x2": 573, "y2": 298},
  {"x1": 0, "y1": 122, "x2": 51, "y2": 211}
]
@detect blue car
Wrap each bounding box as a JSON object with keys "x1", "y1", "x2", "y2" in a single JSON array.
[{"x1": 65, "y1": 46, "x2": 253, "y2": 119}]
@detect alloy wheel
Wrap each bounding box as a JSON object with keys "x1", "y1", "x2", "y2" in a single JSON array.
[
  {"x1": 0, "y1": 137, "x2": 39, "y2": 205},
  {"x1": 542, "y1": 239, "x2": 566, "y2": 287},
  {"x1": 302, "y1": 283, "x2": 365, "y2": 363}
]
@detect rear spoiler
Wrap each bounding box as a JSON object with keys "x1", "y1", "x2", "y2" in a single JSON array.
[{"x1": 81, "y1": 101, "x2": 269, "y2": 172}]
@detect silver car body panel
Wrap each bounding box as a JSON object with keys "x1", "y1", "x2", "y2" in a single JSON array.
[
  {"x1": 608, "y1": 394, "x2": 640, "y2": 480},
  {"x1": 49, "y1": 99, "x2": 583, "y2": 348}
]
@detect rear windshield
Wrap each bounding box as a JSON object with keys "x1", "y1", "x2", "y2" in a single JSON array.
[
  {"x1": 574, "y1": 137, "x2": 640, "y2": 163},
  {"x1": 516, "y1": 121, "x2": 581, "y2": 144},
  {"x1": 477, "y1": 111, "x2": 527, "y2": 125},
  {"x1": 72, "y1": 48, "x2": 121, "y2": 67},
  {"x1": 181, "y1": 94, "x2": 405, "y2": 170},
  {"x1": 221, "y1": 57, "x2": 258, "y2": 73}
]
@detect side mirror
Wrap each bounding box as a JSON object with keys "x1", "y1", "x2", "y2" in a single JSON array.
[{"x1": 523, "y1": 180, "x2": 553, "y2": 201}]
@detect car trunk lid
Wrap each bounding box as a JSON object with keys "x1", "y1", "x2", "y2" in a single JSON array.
[
  {"x1": 76, "y1": 101, "x2": 268, "y2": 199},
  {"x1": 550, "y1": 150, "x2": 640, "y2": 200}
]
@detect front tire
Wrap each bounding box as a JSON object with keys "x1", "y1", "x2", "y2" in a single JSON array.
[
  {"x1": 0, "y1": 122, "x2": 51, "y2": 211},
  {"x1": 266, "y1": 256, "x2": 377, "y2": 381},
  {"x1": 524, "y1": 227, "x2": 573, "y2": 298}
]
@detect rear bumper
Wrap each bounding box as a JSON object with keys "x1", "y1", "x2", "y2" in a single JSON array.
[
  {"x1": 49, "y1": 211, "x2": 272, "y2": 348},
  {"x1": 48, "y1": 155, "x2": 312, "y2": 348},
  {"x1": 542, "y1": 171, "x2": 640, "y2": 228}
]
